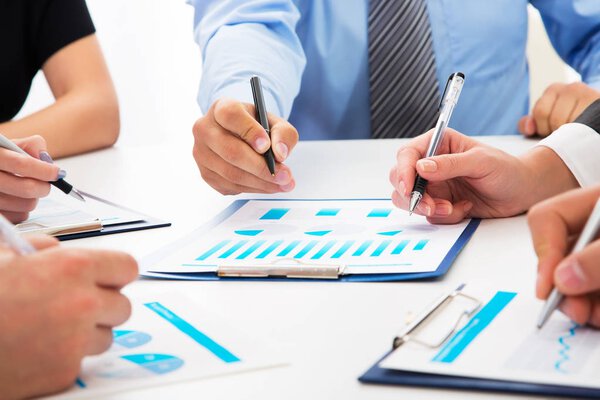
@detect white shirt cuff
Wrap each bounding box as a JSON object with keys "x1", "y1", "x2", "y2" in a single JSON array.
[{"x1": 537, "y1": 123, "x2": 600, "y2": 187}]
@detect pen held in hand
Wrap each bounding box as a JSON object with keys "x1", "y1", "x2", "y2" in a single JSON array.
[{"x1": 250, "y1": 76, "x2": 276, "y2": 176}]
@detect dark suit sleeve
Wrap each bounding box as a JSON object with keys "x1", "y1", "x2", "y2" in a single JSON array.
[{"x1": 575, "y1": 99, "x2": 600, "y2": 135}]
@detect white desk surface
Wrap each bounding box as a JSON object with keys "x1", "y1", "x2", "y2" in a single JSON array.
[{"x1": 55, "y1": 135, "x2": 554, "y2": 400}]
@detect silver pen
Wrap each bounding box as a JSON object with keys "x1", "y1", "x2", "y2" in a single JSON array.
[
  {"x1": 537, "y1": 197, "x2": 600, "y2": 329},
  {"x1": 0, "y1": 213, "x2": 36, "y2": 255},
  {"x1": 409, "y1": 72, "x2": 465, "y2": 215},
  {"x1": 0, "y1": 133, "x2": 85, "y2": 202}
]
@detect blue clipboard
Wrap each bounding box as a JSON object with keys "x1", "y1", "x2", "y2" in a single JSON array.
[
  {"x1": 359, "y1": 350, "x2": 600, "y2": 398},
  {"x1": 141, "y1": 199, "x2": 480, "y2": 282}
]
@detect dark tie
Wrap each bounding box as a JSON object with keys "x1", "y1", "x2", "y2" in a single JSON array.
[{"x1": 368, "y1": 0, "x2": 441, "y2": 138}]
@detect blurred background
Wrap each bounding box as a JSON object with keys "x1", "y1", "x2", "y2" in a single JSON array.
[{"x1": 17, "y1": 1, "x2": 579, "y2": 148}]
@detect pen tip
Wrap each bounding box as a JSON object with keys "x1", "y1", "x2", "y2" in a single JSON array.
[{"x1": 70, "y1": 189, "x2": 86, "y2": 202}]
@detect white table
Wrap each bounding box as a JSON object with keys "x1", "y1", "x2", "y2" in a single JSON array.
[{"x1": 57, "y1": 136, "x2": 550, "y2": 400}]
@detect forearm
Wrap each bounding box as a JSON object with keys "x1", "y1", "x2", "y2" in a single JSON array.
[{"x1": 0, "y1": 85, "x2": 119, "y2": 158}]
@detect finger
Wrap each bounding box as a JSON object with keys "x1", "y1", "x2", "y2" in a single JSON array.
[
  {"x1": 0, "y1": 193, "x2": 38, "y2": 213},
  {"x1": 589, "y1": 296, "x2": 600, "y2": 328},
  {"x1": 554, "y1": 241, "x2": 600, "y2": 295},
  {"x1": 518, "y1": 116, "x2": 537, "y2": 137},
  {"x1": 199, "y1": 165, "x2": 290, "y2": 195},
  {"x1": 532, "y1": 86, "x2": 560, "y2": 136},
  {"x1": 269, "y1": 116, "x2": 299, "y2": 163},
  {"x1": 96, "y1": 289, "x2": 132, "y2": 327},
  {"x1": 90, "y1": 251, "x2": 139, "y2": 288},
  {"x1": 212, "y1": 99, "x2": 271, "y2": 154},
  {"x1": 25, "y1": 234, "x2": 59, "y2": 250},
  {"x1": 86, "y1": 326, "x2": 114, "y2": 356},
  {"x1": 12, "y1": 135, "x2": 49, "y2": 158},
  {"x1": 394, "y1": 144, "x2": 425, "y2": 194},
  {"x1": 0, "y1": 148, "x2": 60, "y2": 181},
  {"x1": 2, "y1": 211, "x2": 30, "y2": 224},
  {"x1": 426, "y1": 200, "x2": 474, "y2": 225},
  {"x1": 391, "y1": 187, "x2": 435, "y2": 217},
  {"x1": 415, "y1": 148, "x2": 489, "y2": 181},
  {"x1": 548, "y1": 92, "x2": 577, "y2": 133},
  {"x1": 559, "y1": 295, "x2": 591, "y2": 326},
  {"x1": 0, "y1": 171, "x2": 51, "y2": 198}
]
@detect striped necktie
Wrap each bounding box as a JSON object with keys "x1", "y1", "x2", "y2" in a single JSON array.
[{"x1": 368, "y1": 0, "x2": 440, "y2": 138}]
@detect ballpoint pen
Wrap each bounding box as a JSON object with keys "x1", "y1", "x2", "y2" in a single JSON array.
[
  {"x1": 409, "y1": 72, "x2": 465, "y2": 215},
  {"x1": 0, "y1": 133, "x2": 85, "y2": 202},
  {"x1": 250, "y1": 76, "x2": 276, "y2": 176},
  {"x1": 537, "y1": 197, "x2": 600, "y2": 329}
]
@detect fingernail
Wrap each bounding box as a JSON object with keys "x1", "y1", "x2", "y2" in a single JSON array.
[
  {"x1": 57, "y1": 170, "x2": 67, "y2": 180},
  {"x1": 398, "y1": 181, "x2": 407, "y2": 196},
  {"x1": 255, "y1": 137, "x2": 269, "y2": 153},
  {"x1": 417, "y1": 203, "x2": 432, "y2": 216},
  {"x1": 417, "y1": 159, "x2": 437, "y2": 173},
  {"x1": 274, "y1": 170, "x2": 291, "y2": 185},
  {"x1": 276, "y1": 143, "x2": 288, "y2": 161},
  {"x1": 535, "y1": 272, "x2": 543, "y2": 296},
  {"x1": 555, "y1": 258, "x2": 585, "y2": 290},
  {"x1": 39, "y1": 151, "x2": 53, "y2": 164},
  {"x1": 464, "y1": 202, "x2": 473, "y2": 213},
  {"x1": 434, "y1": 203, "x2": 452, "y2": 216},
  {"x1": 280, "y1": 181, "x2": 295, "y2": 192}
]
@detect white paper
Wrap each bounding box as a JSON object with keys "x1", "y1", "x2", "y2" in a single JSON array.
[
  {"x1": 144, "y1": 199, "x2": 473, "y2": 276},
  {"x1": 46, "y1": 293, "x2": 284, "y2": 399}
]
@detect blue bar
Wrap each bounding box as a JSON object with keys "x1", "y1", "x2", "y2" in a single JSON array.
[
  {"x1": 295, "y1": 241, "x2": 319, "y2": 259},
  {"x1": 260, "y1": 208, "x2": 290, "y2": 220},
  {"x1": 256, "y1": 240, "x2": 284, "y2": 259},
  {"x1": 432, "y1": 291, "x2": 517, "y2": 363},
  {"x1": 311, "y1": 240, "x2": 337, "y2": 260},
  {"x1": 316, "y1": 208, "x2": 340, "y2": 216},
  {"x1": 236, "y1": 240, "x2": 266, "y2": 259},
  {"x1": 75, "y1": 378, "x2": 86, "y2": 388},
  {"x1": 332, "y1": 240, "x2": 355, "y2": 259},
  {"x1": 391, "y1": 240, "x2": 410, "y2": 255},
  {"x1": 353, "y1": 240, "x2": 373, "y2": 256},
  {"x1": 371, "y1": 240, "x2": 392, "y2": 257},
  {"x1": 368, "y1": 208, "x2": 392, "y2": 218},
  {"x1": 218, "y1": 240, "x2": 248, "y2": 259},
  {"x1": 278, "y1": 240, "x2": 301, "y2": 257},
  {"x1": 197, "y1": 240, "x2": 231, "y2": 261},
  {"x1": 145, "y1": 302, "x2": 240, "y2": 363},
  {"x1": 234, "y1": 230, "x2": 263, "y2": 236},
  {"x1": 414, "y1": 239, "x2": 429, "y2": 250}
]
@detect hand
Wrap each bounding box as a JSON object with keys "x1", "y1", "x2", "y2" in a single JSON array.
[
  {"x1": 0, "y1": 135, "x2": 62, "y2": 223},
  {"x1": 0, "y1": 237, "x2": 138, "y2": 400},
  {"x1": 519, "y1": 82, "x2": 600, "y2": 137},
  {"x1": 192, "y1": 98, "x2": 299, "y2": 195},
  {"x1": 389, "y1": 128, "x2": 579, "y2": 223},
  {"x1": 528, "y1": 185, "x2": 600, "y2": 327}
]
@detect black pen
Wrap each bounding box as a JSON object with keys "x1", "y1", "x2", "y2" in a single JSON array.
[{"x1": 250, "y1": 76, "x2": 276, "y2": 176}]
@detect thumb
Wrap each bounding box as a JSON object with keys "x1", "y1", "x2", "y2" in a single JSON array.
[
  {"x1": 415, "y1": 149, "x2": 487, "y2": 181},
  {"x1": 554, "y1": 240, "x2": 600, "y2": 295}
]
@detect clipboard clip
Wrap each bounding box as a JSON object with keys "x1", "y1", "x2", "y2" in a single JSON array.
[
  {"x1": 217, "y1": 258, "x2": 345, "y2": 279},
  {"x1": 392, "y1": 283, "x2": 481, "y2": 350}
]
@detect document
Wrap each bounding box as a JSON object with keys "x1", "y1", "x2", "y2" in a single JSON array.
[
  {"x1": 144, "y1": 199, "x2": 475, "y2": 276},
  {"x1": 379, "y1": 281, "x2": 600, "y2": 390},
  {"x1": 50, "y1": 293, "x2": 284, "y2": 398}
]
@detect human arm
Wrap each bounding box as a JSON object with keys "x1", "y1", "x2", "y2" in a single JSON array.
[
  {"x1": 528, "y1": 185, "x2": 600, "y2": 327},
  {"x1": 0, "y1": 236, "x2": 137, "y2": 400}
]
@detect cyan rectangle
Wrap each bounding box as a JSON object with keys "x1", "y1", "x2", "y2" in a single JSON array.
[
  {"x1": 414, "y1": 239, "x2": 429, "y2": 251},
  {"x1": 353, "y1": 240, "x2": 373, "y2": 256},
  {"x1": 295, "y1": 240, "x2": 319, "y2": 259},
  {"x1": 145, "y1": 302, "x2": 240, "y2": 363},
  {"x1": 368, "y1": 208, "x2": 392, "y2": 218},
  {"x1": 391, "y1": 240, "x2": 410, "y2": 255},
  {"x1": 218, "y1": 240, "x2": 248, "y2": 259},
  {"x1": 197, "y1": 240, "x2": 231, "y2": 261},
  {"x1": 260, "y1": 208, "x2": 290, "y2": 220},
  {"x1": 332, "y1": 240, "x2": 355, "y2": 259},
  {"x1": 236, "y1": 240, "x2": 266, "y2": 259},
  {"x1": 316, "y1": 208, "x2": 341, "y2": 216},
  {"x1": 311, "y1": 240, "x2": 337, "y2": 260},
  {"x1": 256, "y1": 240, "x2": 283, "y2": 259},
  {"x1": 432, "y1": 291, "x2": 517, "y2": 363},
  {"x1": 278, "y1": 240, "x2": 301, "y2": 257},
  {"x1": 371, "y1": 240, "x2": 392, "y2": 257}
]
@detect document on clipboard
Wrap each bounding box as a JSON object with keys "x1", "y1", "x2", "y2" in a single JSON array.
[
  {"x1": 141, "y1": 199, "x2": 479, "y2": 282},
  {"x1": 359, "y1": 281, "x2": 600, "y2": 398},
  {"x1": 17, "y1": 189, "x2": 171, "y2": 240}
]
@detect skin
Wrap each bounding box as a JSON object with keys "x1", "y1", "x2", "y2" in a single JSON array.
[
  {"x1": 0, "y1": 235, "x2": 138, "y2": 400},
  {"x1": 192, "y1": 98, "x2": 299, "y2": 195},
  {"x1": 528, "y1": 185, "x2": 600, "y2": 327},
  {"x1": 519, "y1": 82, "x2": 600, "y2": 137},
  {"x1": 0, "y1": 136, "x2": 61, "y2": 223},
  {"x1": 0, "y1": 35, "x2": 119, "y2": 158},
  {"x1": 389, "y1": 128, "x2": 579, "y2": 224}
]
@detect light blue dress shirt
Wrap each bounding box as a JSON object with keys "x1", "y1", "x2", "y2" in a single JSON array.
[{"x1": 191, "y1": 0, "x2": 600, "y2": 139}]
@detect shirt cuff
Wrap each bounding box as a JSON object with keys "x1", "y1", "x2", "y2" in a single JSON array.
[
  {"x1": 537, "y1": 123, "x2": 600, "y2": 187},
  {"x1": 586, "y1": 79, "x2": 600, "y2": 92}
]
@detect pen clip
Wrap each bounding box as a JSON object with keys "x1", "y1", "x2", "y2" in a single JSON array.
[{"x1": 438, "y1": 74, "x2": 454, "y2": 111}]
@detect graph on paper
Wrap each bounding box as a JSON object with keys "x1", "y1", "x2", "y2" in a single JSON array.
[{"x1": 147, "y1": 200, "x2": 475, "y2": 275}]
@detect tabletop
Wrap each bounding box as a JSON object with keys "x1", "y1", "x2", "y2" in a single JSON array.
[{"x1": 54, "y1": 135, "x2": 551, "y2": 400}]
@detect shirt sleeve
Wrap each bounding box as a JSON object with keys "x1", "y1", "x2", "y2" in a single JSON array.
[
  {"x1": 530, "y1": 1, "x2": 600, "y2": 89},
  {"x1": 33, "y1": 0, "x2": 96, "y2": 69},
  {"x1": 190, "y1": 0, "x2": 306, "y2": 117}
]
